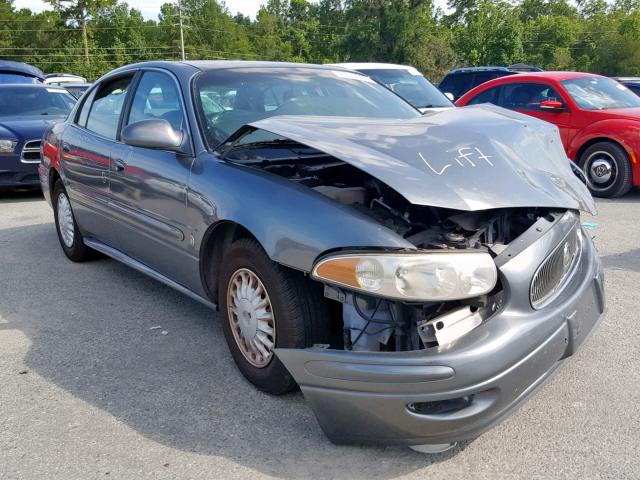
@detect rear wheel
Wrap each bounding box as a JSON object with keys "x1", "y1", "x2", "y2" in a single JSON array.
[
  {"x1": 53, "y1": 181, "x2": 96, "y2": 262},
  {"x1": 578, "y1": 141, "x2": 632, "y2": 198},
  {"x1": 218, "y1": 237, "x2": 327, "y2": 394}
]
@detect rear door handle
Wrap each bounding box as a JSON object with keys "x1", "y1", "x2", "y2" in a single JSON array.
[{"x1": 112, "y1": 158, "x2": 126, "y2": 172}]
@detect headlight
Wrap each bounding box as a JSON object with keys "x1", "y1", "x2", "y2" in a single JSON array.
[
  {"x1": 312, "y1": 251, "x2": 497, "y2": 301},
  {"x1": 0, "y1": 139, "x2": 17, "y2": 153}
]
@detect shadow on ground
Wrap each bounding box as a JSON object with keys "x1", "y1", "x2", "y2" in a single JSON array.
[
  {"x1": 0, "y1": 221, "x2": 463, "y2": 478},
  {"x1": 0, "y1": 189, "x2": 43, "y2": 202},
  {"x1": 601, "y1": 248, "x2": 640, "y2": 273},
  {"x1": 596, "y1": 186, "x2": 640, "y2": 204}
]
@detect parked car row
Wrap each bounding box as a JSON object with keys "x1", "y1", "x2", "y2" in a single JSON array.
[
  {"x1": 4, "y1": 58, "x2": 640, "y2": 198},
  {"x1": 34, "y1": 60, "x2": 605, "y2": 453}
]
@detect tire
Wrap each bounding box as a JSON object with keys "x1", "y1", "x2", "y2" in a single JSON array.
[
  {"x1": 218, "y1": 237, "x2": 327, "y2": 394},
  {"x1": 52, "y1": 181, "x2": 96, "y2": 262},
  {"x1": 578, "y1": 141, "x2": 633, "y2": 198}
]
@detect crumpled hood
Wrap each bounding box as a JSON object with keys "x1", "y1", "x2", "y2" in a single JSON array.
[
  {"x1": 249, "y1": 104, "x2": 596, "y2": 214},
  {"x1": 0, "y1": 116, "x2": 64, "y2": 142}
]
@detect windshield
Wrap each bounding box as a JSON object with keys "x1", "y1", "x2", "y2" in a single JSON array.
[
  {"x1": 0, "y1": 73, "x2": 40, "y2": 84},
  {"x1": 361, "y1": 68, "x2": 453, "y2": 108},
  {"x1": 194, "y1": 67, "x2": 420, "y2": 148},
  {"x1": 562, "y1": 77, "x2": 640, "y2": 110},
  {"x1": 0, "y1": 87, "x2": 76, "y2": 116}
]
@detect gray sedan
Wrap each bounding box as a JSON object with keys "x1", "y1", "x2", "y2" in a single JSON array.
[{"x1": 39, "y1": 61, "x2": 604, "y2": 452}]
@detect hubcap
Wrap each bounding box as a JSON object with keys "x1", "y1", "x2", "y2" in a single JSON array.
[
  {"x1": 585, "y1": 151, "x2": 615, "y2": 190},
  {"x1": 226, "y1": 268, "x2": 275, "y2": 368},
  {"x1": 57, "y1": 193, "x2": 75, "y2": 248}
]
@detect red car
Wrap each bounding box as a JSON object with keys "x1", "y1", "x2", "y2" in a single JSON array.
[{"x1": 457, "y1": 71, "x2": 640, "y2": 197}]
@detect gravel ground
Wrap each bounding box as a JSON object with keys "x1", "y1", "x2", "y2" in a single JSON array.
[{"x1": 0, "y1": 189, "x2": 639, "y2": 480}]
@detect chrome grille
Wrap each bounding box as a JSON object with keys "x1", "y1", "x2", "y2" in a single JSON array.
[
  {"x1": 530, "y1": 225, "x2": 582, "y2": 309},
  {"x1": 20, "y1": 140, "x2": 42, "y2": 163}
]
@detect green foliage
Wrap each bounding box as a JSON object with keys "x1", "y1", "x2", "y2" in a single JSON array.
[{"x1": 2, "y1": 0, "x2": 640, "y2": 81}]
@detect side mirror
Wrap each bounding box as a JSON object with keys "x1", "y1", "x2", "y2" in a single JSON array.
[
  {"x1": 444, "y1": 92, "x2": 455, "y2": 102},
  {"x1": 121, "y1": 119, "x2": 184, "y2": 152},
  {"x1": 539, "y1": 99, "x2": 564, "y2": 112}
]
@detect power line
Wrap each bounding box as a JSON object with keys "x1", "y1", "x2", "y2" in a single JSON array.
[
  {"x1": 0, "y1": 46, "x2": 179, "y2": 51},
  {"x1": 0, "y1": 24, "x2": 179, "y2": 33}
]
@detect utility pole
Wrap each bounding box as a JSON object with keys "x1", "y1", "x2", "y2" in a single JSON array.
[
  {"x1": 178, "y1": 0, "x2": 186, "y2": 61},
  {"x1": 81, "y1": 15, "x2": 89, "y2": 67}
]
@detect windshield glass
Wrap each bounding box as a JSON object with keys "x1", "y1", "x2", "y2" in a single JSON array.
[
  {"x1": 194, "y1": 67, "x2": 420, "y2": 148},
  {"x1": 0, "y1": 87, "x2": 75, "y2": 116},
  {"x1": 562, "y1": 77, "x2": 640, "y2": 110},
  {"x1": 361, "y1": 67, "x2": 453, "y2": 108},
  {"x1": 0, "y1": 73, "x2": 40, "y2": 84}
]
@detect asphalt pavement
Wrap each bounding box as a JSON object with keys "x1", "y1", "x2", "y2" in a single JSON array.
[{"x1": 1, "y1": 189, "x2": 639, "y2": 479}]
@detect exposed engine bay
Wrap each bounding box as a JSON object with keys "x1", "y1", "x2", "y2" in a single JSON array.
[{"x1": 223, "y1": 134, "x2": 564, "y2": 353}]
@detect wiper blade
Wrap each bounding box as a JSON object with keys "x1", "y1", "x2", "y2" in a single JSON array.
[
  {"x1": 233, "y1": 139, "x2": 301, "y2": 149},
  {"x1": 230, "y1": 152, "x2": 331, "y2": 165}
]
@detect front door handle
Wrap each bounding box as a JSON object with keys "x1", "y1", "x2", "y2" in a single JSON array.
[{"x1": 112, "y1": 158, "x2": 126, "y2": 172}]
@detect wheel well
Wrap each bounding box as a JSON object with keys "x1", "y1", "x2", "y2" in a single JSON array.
[
  {"x1": 49, "y1": 168, "x2": 61, "y2": 199},
  {"x1": 574, "y1": 137, "x2": 628, "y2": 164},
  {"x1": 199, "y1": 221, "x2": 260, "y2": 304}
]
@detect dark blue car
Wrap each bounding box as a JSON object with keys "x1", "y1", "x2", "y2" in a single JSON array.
[
  {"x1": 0, "y1": 60, "x2": 44, "y2": 84},
  {"x1": 0, "y1": 84, "x2": 75, "y2": 190}
]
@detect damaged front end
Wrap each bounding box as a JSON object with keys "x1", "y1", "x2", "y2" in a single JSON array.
[{"x1": 217, "y1": 107, "x2": 605, "y2": 447}]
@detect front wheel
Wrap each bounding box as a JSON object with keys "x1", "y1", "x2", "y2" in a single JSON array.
[
  {"x1": 578, "y1": 141, "x2": 633, "y2": 198},
  {"x1": 53, "y1": 181, "x2": 96, "y2": 262},
  {"x1": 218, "y1": 238, "x2": 327, "y2": 394}
]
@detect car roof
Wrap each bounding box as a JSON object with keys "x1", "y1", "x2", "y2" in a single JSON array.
[
  {"x1": 184, "y1": 60, "x2": 360, "y2": 71},
  {"x1": 104, "y1": 60, "x2": 362, "y2": 79},
  {"x1": 327, "y1": 62, "x2": 418, "y2": 71},
  {"x1": 468, "y1": 71, "x2": 605, "y2": 91},
  {"x1": 448, "y1": 66, "x2": 512, "y2": 74},
  {"x1": 0, "y1": 60, "x2": 44, "y2": 79},
  {"x1": 0, "y1": 83, "x2": 67, "y2": 90},
  {"x1": 495, "y1": 71, "x2": 604, "y2": 81}
]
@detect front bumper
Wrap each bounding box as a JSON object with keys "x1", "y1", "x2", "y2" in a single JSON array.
[
  {"x1": 276, "y1": 220, "x2": 605, "y2": 446},
  {"x1": 0, "y1": 153, "x2": 40, "y2": 189}
]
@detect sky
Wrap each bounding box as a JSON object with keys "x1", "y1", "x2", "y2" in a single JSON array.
[{"x1": 13, "y1": 0, "x2": 450, "y2": 21}]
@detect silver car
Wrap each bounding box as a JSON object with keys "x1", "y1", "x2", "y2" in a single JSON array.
[{"x1": 39, "y1": 61, "x2": 604, "y2": 452}]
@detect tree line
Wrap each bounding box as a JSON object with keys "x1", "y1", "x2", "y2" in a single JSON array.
[{"x1": 2, "y1": 0, "x2": 640, "y2": 82}]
